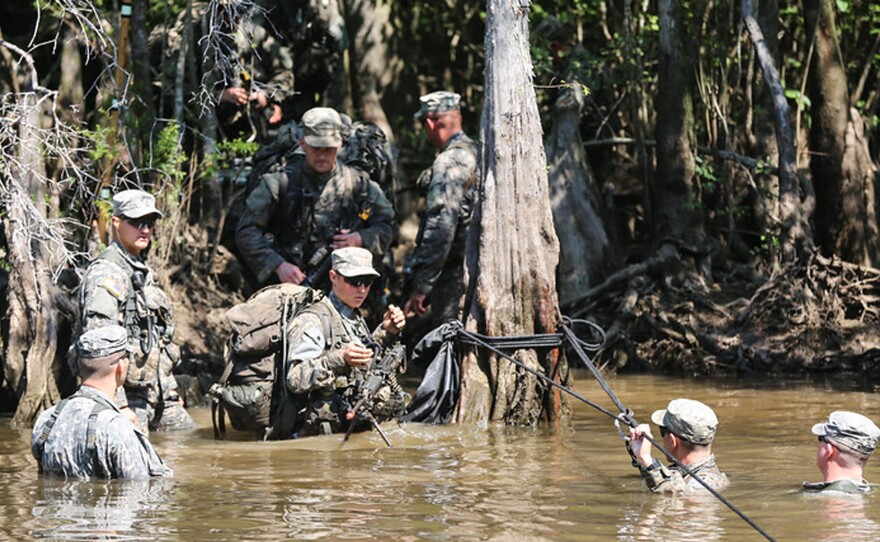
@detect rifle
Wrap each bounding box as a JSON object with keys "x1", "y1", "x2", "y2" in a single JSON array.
[
  {"x1": 342, "y1": 343, "x2": 407, "y2": 446},
  {"x1": 301, "y1": 209, "x2": 370, "y2": 288}
]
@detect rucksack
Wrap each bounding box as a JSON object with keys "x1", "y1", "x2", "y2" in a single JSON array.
[{"x1": 208, "y1": 282, "x2": 330, "y2": 439}]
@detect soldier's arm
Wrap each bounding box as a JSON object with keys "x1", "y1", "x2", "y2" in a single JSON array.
[
  {"x1": 79, "y1": 262, "x2": 128, "y2": 330},
  {"x1": 235, "y1": 174, "x2": 287, "y2": 284},
  {"x1": 408, "y1": 158, "x2": 466, "y2": 295},
  {"x1": 285, "y1": 313, "x2": 347, "y2": 394},
  {"x1": 639, "y1": 463, "x2": 688, "y2": 493},
  {"x1": 356, "y1": 178, "x2": 395, "y2": 258},
  {"x1": 103, "y1": 416, "x2": 157, "y2": 479}
]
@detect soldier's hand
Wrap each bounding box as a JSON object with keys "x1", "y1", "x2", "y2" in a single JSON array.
[
  {"x1": 276, "y1": 261, "x2": 306, "y2": 284},
  {"x1": 342, "y1": 342, "x2": 373, "y2": 369},
  {"x1": 219, "y1": 87, "x2": 249, "y2": 106},
  {"x1": 331, "y1": 229, "x2": 363, "y2": 249},
  {"x1": 383, "y1": 304, "x2": 406, "y2": 334},
  {"x1": 250, "y1": 91, "x2": 269, "y2": 109},
  {"x1": 404, "y1": 293, "x2": 428, "y2": 317},
  {"x1": 629, "y1": 424, "x2": 655, "y2": 467},
  {"x1": 268, "y1": 103, "x2": 283, "y2": 124}
]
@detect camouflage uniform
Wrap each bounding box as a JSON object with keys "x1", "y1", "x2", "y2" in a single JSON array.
[
  {"x1": 80, "y1": 240, "x2": 194, "y2": 433},
  {"x1": 283, "y1": 291, "x2": 402, "y2": 437},
  {"x1": 638, "y1": 455, "x2": 729, "y2": 494},
  {"x1": 405, "y1": 129, "x2": 477, "y2": 326},
  {"x1": 803, "y1": 478, "x2": 874, "y2": 494},
  {"x1": 32, "y1": 386, "x2": 172, "y2": 480},
  {"x1": 32, "y1": 326, "x2": 171, "y2": 480},
  {"x1": 235, "y1": 156, "x2": 394, "y2": 286}
]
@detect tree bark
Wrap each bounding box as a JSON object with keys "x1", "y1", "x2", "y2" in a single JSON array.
[
  {"x1": 742, "y1": 0, "x2": 806, "y2": 262},
  {"x1": 341, "y1": 0, "x2": 397, "y2": 141},
  {"x1": 545, "y1": 83, "x2": 611, "y2": 308},
  {"x1": 804, "y1": 0, "x2": 880, "y2": 266},
  {"x1": 457, "y1": 0, "x2": 565, "y2": 426},
  {"x1": 653, "y1": 0, "x2": 703, "y2": 248}
]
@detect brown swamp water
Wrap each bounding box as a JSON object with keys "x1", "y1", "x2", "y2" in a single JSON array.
[{"x1": 2, "y1": 372, "x2": 880, "y2": 541}]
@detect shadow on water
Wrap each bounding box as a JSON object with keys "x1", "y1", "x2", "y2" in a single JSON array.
[{"x1": 3, "y1": 372, "x2": 880, "y2": 540}]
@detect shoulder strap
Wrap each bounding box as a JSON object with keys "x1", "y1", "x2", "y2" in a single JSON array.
[
  {"x1": 33, "y1": 397, "x2": 74, "y2": 454},
  {"x1": 95, "y1": 246, "x2": 135, "y2": 279},
  {"x1": 33, "y1": 392, "x2": 115, "y2": 473}
]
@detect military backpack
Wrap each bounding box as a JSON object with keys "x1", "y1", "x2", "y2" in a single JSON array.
[{"x1": 209, "y1": 283, "x2": 332, "y2": 439}]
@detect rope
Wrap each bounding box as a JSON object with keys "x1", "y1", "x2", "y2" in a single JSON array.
[{"x1": 456, "y1": 319, "x2": 776, "y2": 542}]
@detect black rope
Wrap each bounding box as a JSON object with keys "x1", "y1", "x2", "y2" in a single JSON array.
[{"x1": 457, "y1": 320, "x2": 776, "y2": 542}]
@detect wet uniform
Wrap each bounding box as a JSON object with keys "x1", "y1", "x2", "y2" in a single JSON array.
[
  {"x1": 803, "y1": 478, "x2": 874, "y2": 494},
  {"x1": 639, "y1": 454, "x2": 729, "y2": 494},
  {"x1": 31, "y1": 386, "x2": 171, "y2": 479}
]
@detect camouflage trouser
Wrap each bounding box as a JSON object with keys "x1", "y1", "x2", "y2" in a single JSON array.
[
  {"x1": 296, "y1": 393, "x2": 361, "y2": 438},
  {"x1": 128, "y1": 345, "x2": 195, "y2": 434},
  {"x1": 405, "y1": 261, "x2": 466, "y2": 351}
]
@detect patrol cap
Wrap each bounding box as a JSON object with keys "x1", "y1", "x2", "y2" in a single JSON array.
[
  {"x1": 812, "y1": 411, "x2": 880, "y2": 455},
  {"x1": 112, "y1": 189, "x2": 163, "y2": 219},
  {"x1": 331, "y1": 247, "x2": 379, "y2": 278},
  {"x1": 414, "y1": 91, "x2": 461, "y2": 120},
  {"x1": 75, "y1": 325, "x2": 131, "y2": 360},
  {"x1": 651, "y1": 398, "x2": 719, "y2": 445},
  {"x1": 301, "y1": 107, "x2": 343, "y2": 148}
]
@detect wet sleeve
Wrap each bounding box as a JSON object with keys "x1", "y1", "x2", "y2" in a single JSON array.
[
  {"x1": 640, "y1": 463, "x2": 688, "y2": 493},
  {"x1": 235, "y1": 173, "x2": 286, "y2": 283},
  {"x1": 408, "y1": 154, "x2": 468, "y2": 295},
  {"x1": 356, "y1": 177, "x2": 395, "y2": 258},
  {"x1": 285, "y1": 312, "x2": 347, "y2": 394}
]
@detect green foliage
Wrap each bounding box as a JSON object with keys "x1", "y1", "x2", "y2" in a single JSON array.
[{"x1": 203, "y1": 137, "x2": 260, "y2": 179}]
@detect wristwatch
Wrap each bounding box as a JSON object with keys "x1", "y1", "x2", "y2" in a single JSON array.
[{"x1": 642, "y1": 458, "x2": 662, "y2": 472}]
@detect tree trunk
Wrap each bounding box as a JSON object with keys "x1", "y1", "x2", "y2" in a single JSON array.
[
  {"x1": 805, "y1": 0, "x2": 880, "y2": 266},
  {"x1": 5, "y1": 92, "x2": 62, "y2": 426},
  {"x1": 653, "y1": 0, "x2": 703, "y2": 248},
  {"x1": 457, "y1": 0, "x2": 565, "y2": 426},
  {"x1": 341, "y1": 0, "x2": 397, "y2": 141},
  {"x1": 545, "y1": 83, "x2": 611, "y2": 308}
]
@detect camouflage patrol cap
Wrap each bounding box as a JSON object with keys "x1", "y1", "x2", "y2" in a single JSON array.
[
  {"x1": 414, "y1": 91, "x2": 461, "y2": 120},
  {"x1": 813, "y1": 411, "x2": 880, "y2": 455},
  {"x1": 112, "y1": 189, "x2": 163, "y2": 219},
  {"x1": 301, "y1": 107, "x2": 343, "y2": 148},
  {"x1": 331, "y1": 247, "x2": 379, "y2": 278},
  {"x1": 651, "y1": 398, "x2": 719, "y2": 445},
  {"x1": 75, "y1": 325, "x2": 130, "y2": 360}
]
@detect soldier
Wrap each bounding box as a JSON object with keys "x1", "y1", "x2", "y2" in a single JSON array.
[
  {"x1": 284, "y1": 247, "x2": 407, "y2": 438},
  {"x1": 235, "y1": 107, "x2": 394, "y2": 289},
  {"x1": 79, "y1": 189, "x2": 194, "y2": 433},
  {"x1": 628, "y1": 398, "x2": 729, "y2": 494},
  {"x1": 404, "y1": 91, "x2": 478, "y2": 335},
  {"x1": 32, "y1": 326, "x2": 172, "y2": 479},
  {"x1": 805, "y1": 411, "x2": 880, "y2": 494},
  {"x1": 151, "y1": 0, "x2": 296, "y2": 143}
]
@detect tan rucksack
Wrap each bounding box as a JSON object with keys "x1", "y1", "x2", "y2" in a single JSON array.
[{"x1": 209, "y1": 283, "x2": 329, "y2": 439}]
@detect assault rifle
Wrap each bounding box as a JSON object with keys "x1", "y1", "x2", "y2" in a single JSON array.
[
  {"x1": 342, "y1": 343, "x2": 407, "y2": 447},
  {"x1": 301, "y1": 212, "x2": 369, "y2": 288}
]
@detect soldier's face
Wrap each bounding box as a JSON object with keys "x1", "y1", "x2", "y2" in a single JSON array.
[
  {"x1": 301, "y1": 140, "x2": 340, "y2": 174},
  {"x1": 329, "y1": 269, "x2": 372, "y2": 309},
  {"x1": 112, "y1": 214, "x2": 156, "y2": 256},
  {"x1": 423, "y1": 111, "x2": 461, "y2": 149}
]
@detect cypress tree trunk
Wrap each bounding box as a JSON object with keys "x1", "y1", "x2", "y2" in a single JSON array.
[
  {"x1": 805, "y1": 0, "x2": 880, "y2": 266},
  {"x1": 457, "y1": 0, "x2": 565, "y2": 425}
]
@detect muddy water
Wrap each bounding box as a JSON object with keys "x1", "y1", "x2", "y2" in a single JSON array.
[{"x1": 2, "y1": 372, "x2": 880, "y2": 541}]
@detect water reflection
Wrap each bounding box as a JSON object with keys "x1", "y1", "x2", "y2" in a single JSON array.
[
  {"x1": 28, "y1": 478, "x2": 173, "y2": 541},
  {"x1": 618, "y1": 493, "x2": 725, "y2": 541}
]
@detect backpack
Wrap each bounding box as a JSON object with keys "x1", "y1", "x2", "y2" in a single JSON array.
[{"x1": 208, "y1": 283, "x2": 330, "y2": 439}]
